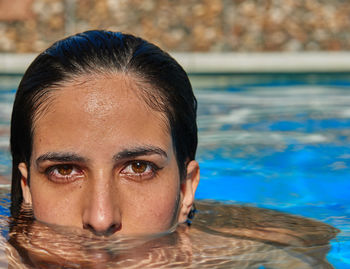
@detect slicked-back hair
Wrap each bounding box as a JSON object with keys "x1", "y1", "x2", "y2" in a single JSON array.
[{"x1": 10, "y1": 30, "x2": 197, "y2": 217}]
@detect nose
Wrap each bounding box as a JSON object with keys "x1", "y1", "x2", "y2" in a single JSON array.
[
  {"x1": 83, "y1": 222, "x2": 121, "y2": 237},
  {"x1": 82, "y1": 174, "x2": 121, "y2": 236}
]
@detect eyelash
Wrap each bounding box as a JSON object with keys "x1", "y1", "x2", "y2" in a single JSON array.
[
  {"x1": 44, "y1": 161, "x2": 161, "y2": 183},
  {"x1": 120, "y1": 161, "x2": 161, "y2": 181},
  {"x1": 45, "y1": 164, "x2": 84, "y2": 184}
]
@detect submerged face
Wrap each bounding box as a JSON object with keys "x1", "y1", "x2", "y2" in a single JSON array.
[{"x1": 18, "y1": 74, "x2": 199, "y2": 236}]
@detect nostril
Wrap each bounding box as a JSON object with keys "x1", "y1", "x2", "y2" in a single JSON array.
[
  {"x1": 83, "y1": 223, "x2": 121, "y2": 236},
  {"x1": 106, "y1": 223, "x2": 121, "y2": 235}
]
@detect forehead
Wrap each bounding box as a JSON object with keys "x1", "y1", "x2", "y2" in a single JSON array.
[
  {"x1": 32, "y1": 74, "x2": 171, "y2": 154},
  {"x1": 47, "y1": 74, "x2": 154, "y2": 114},
  {"x1": 34, "y1": 73, "x2": 167, "y2": 124}
]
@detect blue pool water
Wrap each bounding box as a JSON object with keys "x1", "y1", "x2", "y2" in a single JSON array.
[
  {"x1": 1, "y1": 73, "x2": 350, "y2": 267},
  {"x1": 191, "y1": 74, "x2": 350, "y2": 268}
]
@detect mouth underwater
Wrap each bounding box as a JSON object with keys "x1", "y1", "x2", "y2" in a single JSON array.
[{"x1": 1, "y1": 196, "x2": 338, "y2": 268}]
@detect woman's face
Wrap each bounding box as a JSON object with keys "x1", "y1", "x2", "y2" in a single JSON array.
[{"x1": 18, "y1": 74, "x2": 199, "y2": 236}]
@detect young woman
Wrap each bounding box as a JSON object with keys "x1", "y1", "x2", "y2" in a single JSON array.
[
  {"x1": 10, "y1": 30, "x2": 200, "y2": 236},
  {"x1": 7, "y1": 30, "x2": 338, "y2": 268}
]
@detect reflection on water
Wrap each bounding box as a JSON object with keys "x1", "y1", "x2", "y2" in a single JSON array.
[{"x1": 0, "y1": 188, "x2": 335, "y2": 268}]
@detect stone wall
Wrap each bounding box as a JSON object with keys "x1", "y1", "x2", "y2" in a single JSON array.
[{"x1": 0, "y1": 0, "x2": 350, "y2": 53}]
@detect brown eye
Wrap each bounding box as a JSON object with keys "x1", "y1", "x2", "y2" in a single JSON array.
[
  {"x1": 57, "y1": 165, "x2": 73, "y2": 176},
  {"x1": 131, "y1": 162, "x2": 147, "y2": 173},
  {"x1": 120, "y1": 161, "x2": 160, "y2": 181},
  {"x1": 46, "y1": 165, "x2": 84, "y2": 184}
]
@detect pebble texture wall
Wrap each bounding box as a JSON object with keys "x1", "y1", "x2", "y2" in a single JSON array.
[{"x1": 0, "y1": 0, "x2": 350, "y2": 53}]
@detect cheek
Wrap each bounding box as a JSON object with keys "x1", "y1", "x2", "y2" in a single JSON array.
[
  {"x1": 31, "y1": 190, "x2": 60, "y2": 223},
  {"x1": 29, "y1": 177, "x2": 83, "y2": 225},
  {"x1": 147, "y1": 187, "x2": 179, "y2": 221},
  {"x1": 121, "y1": 177, "x2": 180, "y2": 232}
]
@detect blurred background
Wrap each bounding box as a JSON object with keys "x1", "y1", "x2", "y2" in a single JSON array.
[{"x1": 0, "y1": 0, "x2": 350, "y2": 53}]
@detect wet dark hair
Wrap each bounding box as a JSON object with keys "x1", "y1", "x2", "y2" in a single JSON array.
[{"x1": 10, "y1": 30, "x2": 197, "y2": 217}]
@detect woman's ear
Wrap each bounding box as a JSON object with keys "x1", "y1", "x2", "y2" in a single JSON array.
[
  {"x1": 178, "y1": 160, "x2": 200, "y2": 223},
  {"x1": 18, "y1": 162, "x2": 32, "y2": 205}
]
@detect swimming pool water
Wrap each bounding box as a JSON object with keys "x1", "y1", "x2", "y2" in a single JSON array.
[
  {"x1": 0, "y1": 74, "x2": 350, "y2": 267},
  {"x1": 191, "y1": 74, "x2": 350, "y2": 268}
]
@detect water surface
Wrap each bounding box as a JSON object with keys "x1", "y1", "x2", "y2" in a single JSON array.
[{"x1": 0, "y1": 189, "x2": 338, "y2": 268}]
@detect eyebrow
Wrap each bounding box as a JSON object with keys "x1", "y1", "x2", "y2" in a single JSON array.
[
  {"x1": 113, "y1": 146, "x2": 168, "y2": 161},
  {"x1": 36, "y1": 152, "x2": 88, "y2": 167},
  {"x1": 35, "y1": 146, "x2": 168, "y2": 167}
]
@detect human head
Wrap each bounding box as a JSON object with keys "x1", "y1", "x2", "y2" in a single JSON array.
[{"x1": 10, "y1": 30, "x2": 198, "y2": 232}]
